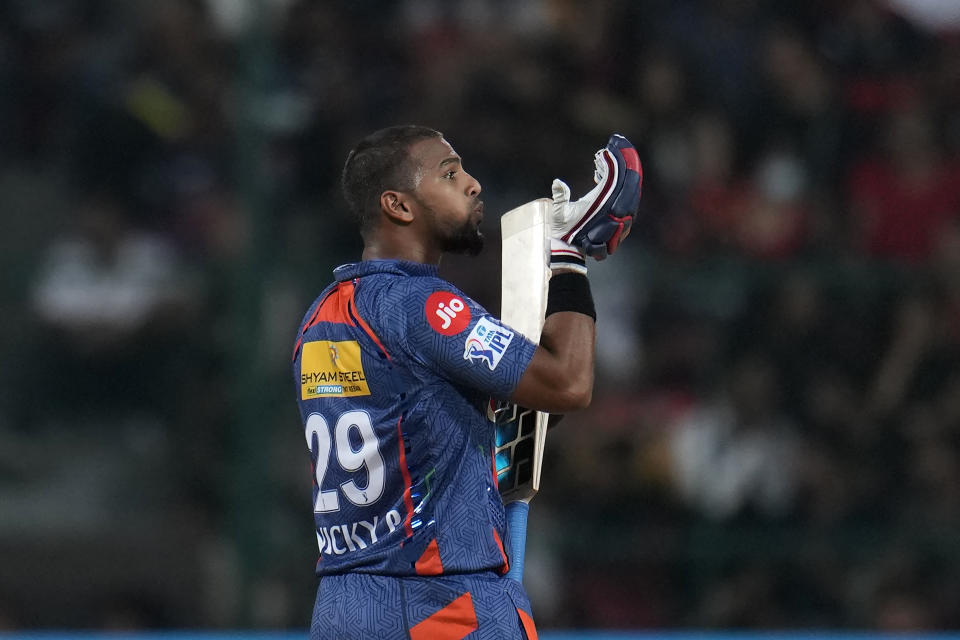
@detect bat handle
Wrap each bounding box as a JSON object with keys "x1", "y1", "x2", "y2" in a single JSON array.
[{"x1": 504, "y1": 500, "x2": 530, "y2": 583}]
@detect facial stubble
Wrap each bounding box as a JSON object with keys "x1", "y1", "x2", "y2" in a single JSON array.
[{"x1": 421, "y1": 200, "x2": 484, "y2": 256}]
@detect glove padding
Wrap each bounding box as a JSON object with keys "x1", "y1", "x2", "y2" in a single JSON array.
[{"x1": 550, "y1": 133, "x2": 643, "y2": 262}]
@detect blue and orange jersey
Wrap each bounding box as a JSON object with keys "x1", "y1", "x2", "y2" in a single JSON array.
[{"x1": 292, "y1": 259, "x2": 537, "y2": 577}]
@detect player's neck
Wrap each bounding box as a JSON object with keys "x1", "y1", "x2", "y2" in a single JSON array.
[{"x1": 362, "y1": 242, "x2": 441, "y2": 265}]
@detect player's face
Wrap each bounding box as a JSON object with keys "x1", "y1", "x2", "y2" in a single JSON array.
[{"x1": 408, "y1": 137, "x2": 484, "y2": 256}]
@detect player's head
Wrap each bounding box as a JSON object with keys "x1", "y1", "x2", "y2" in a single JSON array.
[{"x1": 342, "y1": 125, "x2": 484, "y2": 257}]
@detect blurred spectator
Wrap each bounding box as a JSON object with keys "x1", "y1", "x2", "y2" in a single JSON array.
[
  {"x1": 23, "y1": 191, "x2": 196, "y2": 425},
  {"x1": 700, "y1": 142, "x2": 810, "y2": 259},
  {"x1": 866, "y1": 219, "x2": 960, "y2": 420},
  {"x1": 668, "y1": 352, "x2": 800, "y2": 520},
  {"x1": 666, "y1": 110, "x2": 739, "y2": 255},
  {"x1": 848, "y1": 100, "x2": 960, "y2": 262},
  {"x1": 888, "y1": 0, "x2": 960, "y2": 35}
]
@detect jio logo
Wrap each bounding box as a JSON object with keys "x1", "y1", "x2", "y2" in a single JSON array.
[{"x1": 425, "y1": 292, "x2": 471, "y2": 335}]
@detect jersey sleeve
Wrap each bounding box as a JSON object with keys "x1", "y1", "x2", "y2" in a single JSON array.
[{"x1": 375, "y1": 276, "x2": 537, "y2": 399}]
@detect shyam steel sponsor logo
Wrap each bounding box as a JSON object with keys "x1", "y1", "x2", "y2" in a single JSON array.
[{"x1": 300, "y1": 340, "x2": 371, "y2": 399}]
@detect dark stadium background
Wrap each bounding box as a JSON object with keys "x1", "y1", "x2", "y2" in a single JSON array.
[{"x1": 1, "y1": 0, "x2": 960, "y2": 634}]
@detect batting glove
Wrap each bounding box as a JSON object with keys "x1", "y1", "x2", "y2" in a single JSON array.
[{"x1": 549, "y1": 133, "x2": 643, "y2": 270}]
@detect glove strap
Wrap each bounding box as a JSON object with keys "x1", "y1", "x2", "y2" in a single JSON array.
[{"x1": 550, "y1": 238, "x2": 587, "y2": 275}]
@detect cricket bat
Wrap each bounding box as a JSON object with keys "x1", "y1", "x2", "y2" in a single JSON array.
[{"x1": 494, "y1": 199, "x2": 552, "y2": 583}]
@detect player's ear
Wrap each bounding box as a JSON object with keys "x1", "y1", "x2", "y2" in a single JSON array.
[{"x1": 380, "y1": 190, "x2": 414, "y2": 224}]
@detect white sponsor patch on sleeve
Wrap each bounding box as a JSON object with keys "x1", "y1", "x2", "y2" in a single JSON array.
[{"x1": 463, "y1": 316, "x2": 515, "y2": 370}]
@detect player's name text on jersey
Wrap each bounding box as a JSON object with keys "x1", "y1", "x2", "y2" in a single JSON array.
[{"x1": 316, "y1": 509, "x2": 403, "y2": 557}]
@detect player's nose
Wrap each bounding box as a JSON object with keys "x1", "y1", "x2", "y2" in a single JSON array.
[{"x1": 464, "y1": 171, "x2": 481, "y2": 197}]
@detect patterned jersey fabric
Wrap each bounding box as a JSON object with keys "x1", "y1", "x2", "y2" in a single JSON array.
[
  {"x1": 292, "y1": 259, "x2": 537, "y2": 577},
  {"x1": 311, "y1": 571, "x2": 537, "y2": 639}
]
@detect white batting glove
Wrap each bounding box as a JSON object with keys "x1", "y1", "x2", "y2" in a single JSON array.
[
  {"x1": 549, "y1": 134, "x2": 643, "y2": 271},
  {"x1": 549, "y1": 178, "x2": 590, "y2": 274}
]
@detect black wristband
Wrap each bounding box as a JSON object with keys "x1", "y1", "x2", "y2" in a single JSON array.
[{"x1": 545, "y1": 272, "x2": 596, "y2": 320}]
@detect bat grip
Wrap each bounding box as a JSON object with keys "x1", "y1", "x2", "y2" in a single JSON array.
[{"x1": 504, "y1": 501, "x2": 529, "y2": 583}]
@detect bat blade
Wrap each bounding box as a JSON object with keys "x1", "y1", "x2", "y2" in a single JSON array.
[{"x1": 495, "y1": 199, "x2": 551, "y2": 582}]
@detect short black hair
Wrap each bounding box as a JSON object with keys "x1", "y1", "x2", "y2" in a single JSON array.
[{"x1": 341, "y1": 125, "x2": 443, "y2": 237}]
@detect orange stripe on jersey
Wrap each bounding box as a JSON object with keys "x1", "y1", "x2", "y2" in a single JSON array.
[
  {"x1": 294, "y1": 278, "x2": 390, "y2": 362},
  {"x1": 409, "y1": 592, "x2": 478, "y2": 640},
  {"x1": 492, "y1": 527, "x2": 509, "y2": 575},
  {"x1": 517, "y1": 608, "x2": 538, "y2": 640},
  {"x1": 346, "y1": 279, "x2": 391, "y2": 361},
  {"x1": 308, "y1": 282, "x2": 357, "y2": 329},
  {"x1": 414, "y1": 538, "x2": 443, "y2": 576},
  {"x1": 292, "y1": 283, "x2": 355, "y2": 360},
  {"x1": 396, "y1": 417, "x2": 414, "y2": 538}
]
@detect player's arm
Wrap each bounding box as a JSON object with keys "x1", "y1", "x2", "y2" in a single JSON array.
[
  {"x1": 510, "y1": 284, "x2": 596, "y2": 414},
  {"x1": 510, "y1": 134, "x2": 643, "y2": 415}
]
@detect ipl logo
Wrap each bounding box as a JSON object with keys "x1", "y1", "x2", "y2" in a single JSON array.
[
  {"x1": 462, "y1": 316, "x2": 515, "y2": 370},
  {"x1": 464, "y1": 339, "x2": 495, "y2": 368}
]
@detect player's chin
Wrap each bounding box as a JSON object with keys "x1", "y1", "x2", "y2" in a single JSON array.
[
  {"x1": 443, "y1": 226, "x2": 484, "y2": 256},
  {"x1": 465, "y1": 231, "x2": 484, "y2": 256},
  {"x1": 460, "y1": 230, "x2": 485, "y2": 256}
]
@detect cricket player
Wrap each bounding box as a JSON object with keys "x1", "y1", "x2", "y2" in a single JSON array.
[{"x1": 292, "y1": 125, "x2": 641, "y2": 639}]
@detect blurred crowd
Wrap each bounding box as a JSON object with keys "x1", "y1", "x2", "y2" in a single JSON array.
[{"x1": 1, "y1": 0, "x2": 959, "y2": 632}]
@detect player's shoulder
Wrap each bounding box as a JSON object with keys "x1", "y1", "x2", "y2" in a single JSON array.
[
  {"x1": 389, "y1": 272, "x2": 467, "y2": 301},
  {"x1": 373, "y1": 272, "x2": 471, "y2": 320},
  {"x1": 296, "y1": 281, "x2": 338, "y2": 329},
  {"x1": 332, "y1": 261, "x2": 484, "y2": 339}
]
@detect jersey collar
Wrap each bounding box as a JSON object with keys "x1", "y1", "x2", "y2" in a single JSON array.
[{"x1": 334, "y1": 259, "x2": 439, "y2": 281}]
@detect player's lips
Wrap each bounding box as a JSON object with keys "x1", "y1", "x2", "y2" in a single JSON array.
[{"x1": 473, "y1": 201, "x2": 484, "y2": 220}]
